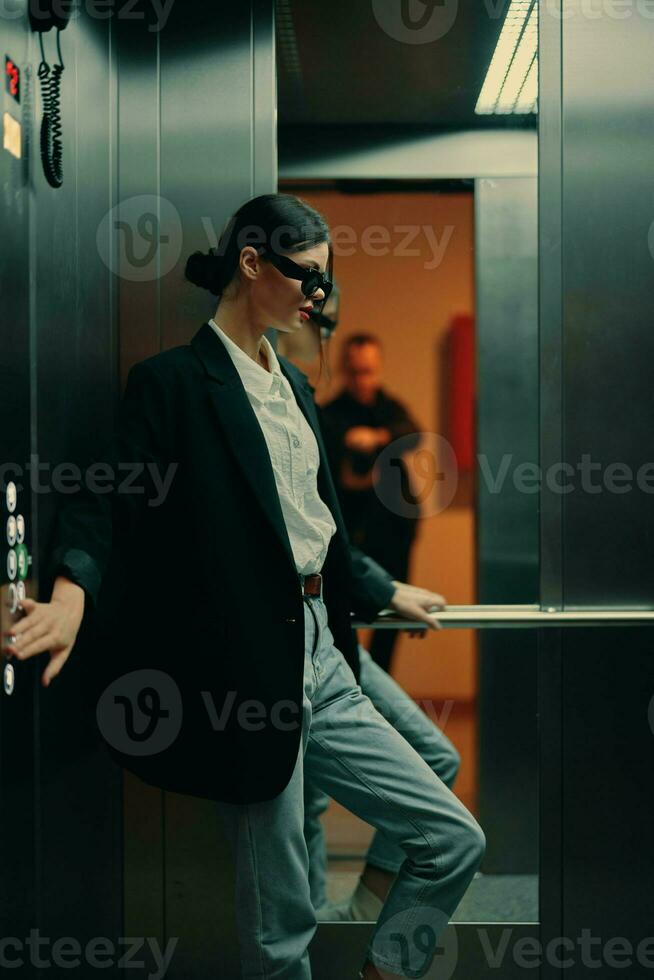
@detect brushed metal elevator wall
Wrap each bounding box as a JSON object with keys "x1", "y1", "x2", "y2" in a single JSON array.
[
  {"x1": 539, "y1": 6, "x2": 654, "y2": 975},
  {"x1": 558, "y1": 7, "x2": 654, "y2": 966},
  {"x1": 475, "y1": 177, "x2": 539, "y2": 875},
  {"x1": 1, "y1": 2, "x2": 36, "y2": 956},
  {"x1": 1, "y1": 2, "x2": 276, "y2": 976},
  {"x1": 1, "y1": 5, "x2": 123, "y2": 973}
]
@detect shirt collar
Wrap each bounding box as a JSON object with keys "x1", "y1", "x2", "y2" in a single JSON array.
[{"x1": 208, "y1": 319, "x2": 288, "y2": 404}]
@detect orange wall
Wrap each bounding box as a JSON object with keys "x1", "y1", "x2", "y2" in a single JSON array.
[{"x1": 289, "y1": 188, "x2": 478, "y2": 701}]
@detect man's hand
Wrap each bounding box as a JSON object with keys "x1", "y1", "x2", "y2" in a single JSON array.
[
  {"x1": 388, "y1": 580, "x2": 446, "y2": 639},
  {"x1": 1, "y1": 577, "x2": 85, "y2": 688},
  {"x1": 344, "y1": 426, "x2": 383, "y2": 453}
]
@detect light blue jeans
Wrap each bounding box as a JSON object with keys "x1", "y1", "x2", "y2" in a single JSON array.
[
  {"x1": 216, "y1": 594, "x2": 485, "y2": 979},
  {"x1": 304, "y1": 644, "x2": 463, "y2": 912}
]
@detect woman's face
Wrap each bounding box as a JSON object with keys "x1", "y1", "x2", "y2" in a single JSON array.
[{"x1": 245, "y1": 241, "x2": 330, "y2": 333}]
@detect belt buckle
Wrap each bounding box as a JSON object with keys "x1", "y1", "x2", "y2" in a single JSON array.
[{"x1": 302, "y1": 572, "x2": 322, "y2": 599}]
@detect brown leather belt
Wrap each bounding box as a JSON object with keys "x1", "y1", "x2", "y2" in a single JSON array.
[{"x1": 300, "y1": 572, "x2": 322, "y2": 597}]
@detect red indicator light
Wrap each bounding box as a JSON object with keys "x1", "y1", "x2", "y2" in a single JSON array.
[{"x1": 5, "y1": 55, "x2": 20, "y2": 102}]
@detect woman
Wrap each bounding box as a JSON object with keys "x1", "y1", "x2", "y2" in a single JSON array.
[{"x1": 3, "y1": 193, "x2": 485, "y2": 980}]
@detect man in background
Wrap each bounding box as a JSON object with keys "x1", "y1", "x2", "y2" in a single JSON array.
[{"x1": 321, "y1": 334, "x2": 422, "y2": 673}]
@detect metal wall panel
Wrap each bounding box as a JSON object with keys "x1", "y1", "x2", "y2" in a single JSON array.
[
  {"x1": 476, "y1": 178, "x2": 539, "y2": 602},
  {"x1": 540, "y1": 3, "x2": 654, "y2": 974},
  {"x1": 280, "y1": 127, "x2": 537, "y2": 181},
  {"x1": 0, "y1": 4, "x2": 37, "y2": 958},
  {"x1": 0, "y1": 4, "x2": 123, "y2": 976},
  {"x1": 562, "y1": 13, "x2": 654, "y2": 607},
  {"x1": 475, "y1": 178, "x2": 539, "y2": 875},
  {"x1": 560, "y1": 5, "x2": 654, "y2": 969},
  {"x1": 32, "y1": 10, "x2": 124, "y2": 976},
  {"x1": 538, "y1": 7, "x2": 565, "y2": 976}
]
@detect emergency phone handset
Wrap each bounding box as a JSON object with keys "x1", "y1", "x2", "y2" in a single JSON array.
[{"x1": 29, "y1": 1, "x2": 72, "y2": 188}]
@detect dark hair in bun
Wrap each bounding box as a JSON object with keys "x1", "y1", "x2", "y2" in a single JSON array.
[
  {"x1": 184, "y1": 192, "x2": 332, "y2": 297},
  {"x1": 184, "y1": 247, "x2": 224, "y2": 294}
]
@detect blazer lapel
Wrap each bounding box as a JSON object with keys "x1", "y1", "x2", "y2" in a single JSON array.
[{"x1": 190, "y1": 322, "x2": 296, "y2": 569}]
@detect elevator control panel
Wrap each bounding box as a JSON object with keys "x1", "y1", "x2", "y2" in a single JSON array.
[{"x1": 1, "y1": 480, "x2": 34, "y2": 696}]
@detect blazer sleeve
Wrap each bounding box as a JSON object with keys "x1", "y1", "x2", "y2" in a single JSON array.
[
  {"x1": 46, "y1": 359, "x2": 175, "y2": 611},
  {"x1": 348, "y1": 543, "x2": 397, "y2": 623}
]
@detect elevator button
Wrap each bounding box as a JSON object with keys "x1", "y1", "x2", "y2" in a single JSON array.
[
  {"x1": 15, "y1": 544, "x2": 28, "y2": 580},
  {"x1": 16, "y1": 514, "x2": 24, "y2": 543},
  {"x1": 6, "y1": 516, "x2": 16, "y2": 546},
  {"x1": 7, "y1": 583, "x2": 18, "y2": 614},
  {"x1": 16, "y1": 581, "x2": 25, "y2": 602},
  {"x1": 7, "y1": 550, "x2": 17, "y2": 580},
  {"x1": 6, "y1": 482, "x2": 16, "y2": 513},
  {"x1": 4, "y1": 662, "x2": 15, "y2": 696}
]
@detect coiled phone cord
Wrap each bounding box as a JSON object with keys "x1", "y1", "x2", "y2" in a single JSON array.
[{"x1": 36, "y1": 27, "x2": 65, "y2": 188}]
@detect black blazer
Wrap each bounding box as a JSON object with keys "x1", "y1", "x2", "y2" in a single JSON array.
[{"x1": 47, "y1": 321, "x2": 394, "y2": 804}]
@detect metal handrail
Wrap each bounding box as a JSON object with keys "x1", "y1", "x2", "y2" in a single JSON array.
[{"x1": 352, "y1": 604, "x2": 654, "y2": 630}]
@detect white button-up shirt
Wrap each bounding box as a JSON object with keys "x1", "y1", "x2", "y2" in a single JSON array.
[{"x1": 208, "y1": 318, "x2": 336, "y2": 575}]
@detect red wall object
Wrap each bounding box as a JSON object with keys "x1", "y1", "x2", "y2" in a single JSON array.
[{"x1": 446, "y1": 314, "x2": 475, "y2": 471}]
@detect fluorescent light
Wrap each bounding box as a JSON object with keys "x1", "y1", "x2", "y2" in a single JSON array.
[
  {"x1": 475, "y1": 0, "x2": 538, "y2": 116},
  {"x1": 514, "y1": 53, "x2": 538, "y2": 114}
]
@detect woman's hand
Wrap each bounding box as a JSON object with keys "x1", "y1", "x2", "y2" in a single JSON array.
[
  {"x1": 2, "y1": 577, "x2": 86, "y2": 688},
  {"x1": 388, "y1": 580, "x2": 446, "y2": 639}
]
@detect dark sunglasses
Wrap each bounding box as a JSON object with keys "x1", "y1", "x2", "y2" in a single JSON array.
[{"x1": 262, "y1": 250, "x2": 333, "y2": 308}]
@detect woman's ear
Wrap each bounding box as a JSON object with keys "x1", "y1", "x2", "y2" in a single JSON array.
[{"x1": 239, "y1": 246, "x2": 260, "y2": 284}]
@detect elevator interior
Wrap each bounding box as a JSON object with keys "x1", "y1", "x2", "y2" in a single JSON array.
[{"x1": 1, "y1": 2, "x2": 654, "y2": 978}]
